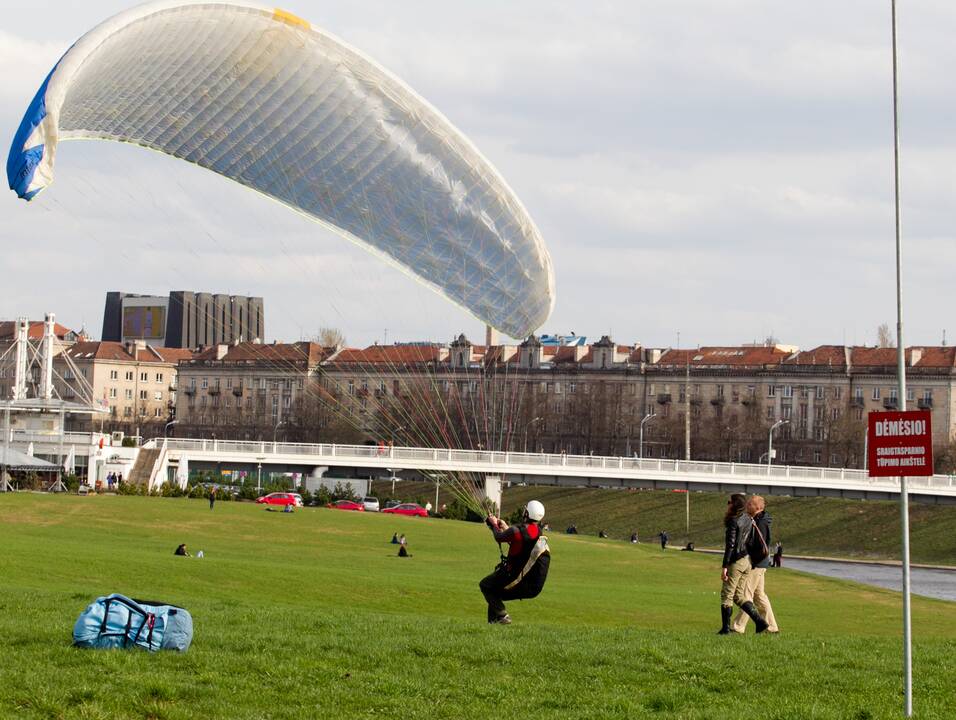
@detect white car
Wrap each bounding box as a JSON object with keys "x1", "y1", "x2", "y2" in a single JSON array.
[{"x1": 361, "y1": 496, "x2": 380, "y2": 512}]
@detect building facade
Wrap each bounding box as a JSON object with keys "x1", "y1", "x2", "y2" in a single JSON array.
[
  {"x1": 55, "y1": 341, "x2": 193, "y2": 430},
  {"x1": 102, "y1": 291, "x2": 264, "y2": 348}
]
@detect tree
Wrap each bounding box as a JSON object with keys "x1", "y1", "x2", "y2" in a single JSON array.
[
  {"x1": 313, "y1": 327, "x2": 346, "y2": 348},
  {"x1": 877, "y1": 323, "x2": 894, "y2": 348}
]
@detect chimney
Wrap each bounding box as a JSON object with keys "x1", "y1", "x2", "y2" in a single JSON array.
[
  {"x1": 216, "y1": 344, "x2": 228, "y2": 361},
  {"x1": 909, "y1": 348, "x2": 922, "y2": 366}
]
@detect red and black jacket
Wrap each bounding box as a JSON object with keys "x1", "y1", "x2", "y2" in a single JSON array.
[{"x1": 493, "y1": 522, "x2": 541, "y2": 576}]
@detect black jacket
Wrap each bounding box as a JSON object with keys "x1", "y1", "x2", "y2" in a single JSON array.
[
  {"x1": 722, "y1": 512, "x2": 753, "y2": 568},
  {"x1": 747, "y1": 511, "x2": 772, "y2": 569}
]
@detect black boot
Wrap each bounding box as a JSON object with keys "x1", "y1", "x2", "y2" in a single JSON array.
[
  {"x1": 717, "y1": 605, "x2": 733, "y2": 635},
  {"x1": 740, "y1": 601, "x2": 769, "y2": 633}
]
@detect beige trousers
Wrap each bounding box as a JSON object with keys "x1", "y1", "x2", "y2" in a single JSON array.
[
  {"x1": 731, "y1": 567, "x2": 779, "y2": 632},
  {"x1": 720, "y1": 556, "x2": 752, "y2": 607}
]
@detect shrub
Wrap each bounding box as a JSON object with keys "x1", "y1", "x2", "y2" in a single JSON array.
[
  {"x1": 117, "y1": 481, "x2": 144, "y2": 496},
  {"x1": 332, "y1": 482, "x2": 358, "y2": 502}
]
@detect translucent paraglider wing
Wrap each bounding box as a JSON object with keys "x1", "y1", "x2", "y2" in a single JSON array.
[{"x1": 7, "y1": 1, "x2": 554, "y2": 338}]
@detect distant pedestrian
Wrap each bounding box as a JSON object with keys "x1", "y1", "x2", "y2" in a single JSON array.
[
  {"x1": 209, "y1": 486, "x2": 217, "y2": 510},
  {"x1": 399, "y1": 534, "x2": 407, "y2": 546},
  {"x1": 391, "y1": 532, "x2": 399, "y2": 544},
  {"x1": 599, "y1": 529, "x2": 609, "y2": 539},
  {"x1": 772, "y1": 541, "x2": 783, "y2": 568},
  {"x1": 174, "y1": 544, "x2": 190, "y2": 557},
  {"x1": 659, "y1": 530, "x2": 669, "y2": 550},
  {"x1": 425, "y1": 501, "x2": 433, "y2": 514},
  {"x1": 398, "y1": 544, "x2": 411, "y2": 557},
  {"x1": 630, "y1": 532, "x2": 639, "y2": 544}
]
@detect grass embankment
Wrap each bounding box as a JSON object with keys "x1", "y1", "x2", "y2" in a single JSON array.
[
  {"x1": 1, "y1": 494, "x2": 955, "y2": 719},
  {"x1": 373, "y1": 480, "x2": 956, "y2": 565}
]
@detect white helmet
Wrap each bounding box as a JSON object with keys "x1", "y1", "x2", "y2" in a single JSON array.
[{"x1": 525, "y1": 500, "x2": 545, "y2": 522}]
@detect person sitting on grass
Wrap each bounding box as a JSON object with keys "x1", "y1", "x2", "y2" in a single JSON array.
[
  {"x1": 398, "y1": 544, "x2": 411, "y2": 557},
  {"x1": 174, "y1": 544, "x2": 190, "y2": 557},
  {"x1": 479, "y1": 501, "x2": 551, "y2": 625},
  {"x1": 391, "y1": 532, "x2": 399, "y2": 544}
]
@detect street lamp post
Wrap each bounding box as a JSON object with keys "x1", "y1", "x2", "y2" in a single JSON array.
[
  {"x1": 164, "y1": 420, "x2": 178, "y2": 439},
  {"x1": 273, "y1": 419, "x2": 285, "y2": 444},
  {"x1": 523, "y1": 417, "x2": 542, "y2": 453},
  {"x1": 639, "y1": 413, "x2": 657, "y2": 459},
  {"x1": 767, "y1": 420, "x2": 790, "y2": 471}
]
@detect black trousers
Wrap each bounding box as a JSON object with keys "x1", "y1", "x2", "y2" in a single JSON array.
[{"x1": 479, "y1": 567, "x2": 530, "y2": 621}]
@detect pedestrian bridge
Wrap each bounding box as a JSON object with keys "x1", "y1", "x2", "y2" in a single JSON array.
[
  {"x1": 143, "y1": 437, "x2": 956, "y2": 504},
  {"x1": 9, "y1": 431, "x2": 955, "y2": 502}
]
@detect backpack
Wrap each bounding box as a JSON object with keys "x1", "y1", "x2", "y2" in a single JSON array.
[
  {"x1": 503, "y1": 536, "x2": 551, "y2": 597},
  {"x1": 73, "y1": 594, "x2": 193, "y2": 652},
  {"x1": 746, "y1": 519, "x2": 769, "y2": 564}
]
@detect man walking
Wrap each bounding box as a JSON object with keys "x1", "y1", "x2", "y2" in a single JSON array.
[
  {"x1": 479, "y1": 501, "x2": 551, "y2": 624},
  {"x1": 732, "y1": 495, "x2": 779, "y2": 634},
  {"x1": 209, "y1": 486, "x2": 216, "y2": 510}
]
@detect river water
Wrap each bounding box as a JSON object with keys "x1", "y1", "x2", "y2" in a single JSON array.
[{"x1": 785, "y1": 558, "x2": 956, "y2": 602}]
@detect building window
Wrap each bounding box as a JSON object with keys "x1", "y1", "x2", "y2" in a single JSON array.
[
  {"x1": 259, "y1": 378, "x2": 266, "y2": 390},
  {"x1": 647, "y1": 384, "x2": 655, "y2": 396},
  {"x1": 154, "y1": 408, "x2": 163, "y2": 418},
  {"x1": 140, "y1": 372, "x2": 148, "y2": 382},
  {"x1": 923, "y1": 389, "x2": 933, "y2": 402},
  {"x1": 63, "y1": 369, "x2": 75, "y2": 380},
  {"x1": 716, "y1": 384, "x2": 724, "y2": 398},
  {"x1": 767, "y1": 385, "x2": 776, "y2": 397},
  {"x1": 124, "y1": 406, "x2": 132, "y2": 417},
  {"x1": 139, "y1": 390, "x2": 148, "y2": 400},
  {"x1": 855, "y1": 388, "x2": 864, "y2": 401},
  {"x1": 189, "y1": 378, "x2": 196, "y2": 389},
  {"x1": 201, "y1": 396, "x2": 207, "y2": 407},
  {"x1": 109, "y1": 388, "x2": 117, "y2": 399},
  {"x1": 347, "y1": 380, "x2": 355, "y2": 395},
  {"x1": 201, "y1": 377, "x2": 208, "y2": 389},
  {"x1": 569, "y1": 382, "x2": 576, "y2": 394},
  {"x1": 854, "y1": 408, "x2": 864, "y2": 421},
  {"x1": 834, "y1": 387, "x2": 842, "y2": 400},
  {"x1": 156, "y1": 373, "x2": 163, "y2": 383},
  {"x1": 781, "y1": 405, "x2": 792, "y2": 419},
  {"x1": 831, "y1": 408, "x2": 841, "y2": 420},
  {"x1": 154, "y1": 391, "x2": 162, "y2": 401},
  {"x1": 871, "y1": 387, "x2": 881, "y2": 400},
  {"x1": 766, "y1": 407, "x2": 775, "y2": 420},
  {"x1": 125, "y1": 371, "x2": 134, "y2": 381},
  {"x1": 125, "y1": 389, "x2": 133, "y2": 400},
  {"x1": 889, "y1": 388, "x2": 898, "y2": 402},
  {"x1": 284, "y1": 396, "x2": 291, "y2": 408},
  {"x1": 782, "y1": 385, "x2": 793, "y2": 398}
]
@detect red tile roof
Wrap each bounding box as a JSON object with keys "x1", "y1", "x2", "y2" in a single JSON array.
[
  {"x1": 329, "y1": 345, "x2": 443, "y2": 366},
  {"x1": 64, "y1": 341, "x2": 186, "y2": 364},
  {"x1": 0, "y1": 320, "x2": 80, "y2": 341},
  {"x1": 190, "y1": 342, "x2": 332, "y2": 365},
  {"x1": 656, "y1": 346, "x2": 789, "y2": 367},
  {"x1": 784, "y1": 345, "x2": 849, "y2": 367}
]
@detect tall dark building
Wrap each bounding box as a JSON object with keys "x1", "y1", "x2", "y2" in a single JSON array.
[{"x1": 102, "y1": 291, "x2": 264, "y2": 348}]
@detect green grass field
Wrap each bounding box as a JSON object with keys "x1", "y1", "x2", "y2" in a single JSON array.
[
  {"x1": 374, "y1": 480, "x2": 956, "y2": 565},
  {"x1": 1, "y1": 494, "x2": 955, "y2": 719}
]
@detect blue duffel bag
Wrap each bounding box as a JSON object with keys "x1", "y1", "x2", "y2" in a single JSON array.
[{"x1": 73, "y1": 593, "x2": 193, "y2": 652}]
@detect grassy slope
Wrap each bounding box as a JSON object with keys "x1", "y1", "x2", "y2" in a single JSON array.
[
  {"x1": 0, "y1": 494, "x2": 954, "y2": 719},
  {"x1": 372, "y1": 480, "x2": 956, "y2": 564}
]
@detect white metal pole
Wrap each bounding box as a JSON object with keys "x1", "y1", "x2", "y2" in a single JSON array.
[{"x1": 890, "y1": 1, "x2": 913, "y2": 714}]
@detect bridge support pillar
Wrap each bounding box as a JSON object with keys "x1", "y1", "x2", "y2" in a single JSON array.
[{"x1": 484, "y1": 475, "x2": 502, "y2": 514}]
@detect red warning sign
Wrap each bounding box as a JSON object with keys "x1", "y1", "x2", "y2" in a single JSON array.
[{"x1": 867, "y1": 410, "x2": 933, "y2": 477}]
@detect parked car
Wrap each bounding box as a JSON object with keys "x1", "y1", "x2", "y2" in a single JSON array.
[
  {"x1": 327, "y1": 499, "x2": 365, "y2": 512},
  {"x1": 381, "y1": 502, "x2": 428, "y2": 517},
  {"x1": 256, "y1": 492, "x2": 303, "y2": 507},
  {"x1": 361, "y1": 496, "x2": 380, "y2": 512},
  {"x1": 383, "y1": 499, "x2": 403, "y2": 509}
]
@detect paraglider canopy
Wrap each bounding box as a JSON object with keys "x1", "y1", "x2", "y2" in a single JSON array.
[{"x1": 7, "y1": 1, "x2": 554, "y2": 339}]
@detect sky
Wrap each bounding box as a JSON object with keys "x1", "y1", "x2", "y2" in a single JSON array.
[{"x1": 2, "y1": 1, "x2": 956, "y2": 351}]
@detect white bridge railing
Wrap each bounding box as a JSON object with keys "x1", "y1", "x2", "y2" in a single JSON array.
[{"x1": 145, "y1": 437, "x2": 956, "y2": 497}]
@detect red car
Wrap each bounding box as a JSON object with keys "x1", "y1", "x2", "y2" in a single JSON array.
[
  {"x1": 256, "y1": 492, "x2": 303, "y2": 507},
  {"x1": 381, "y1": 503, "x2": 428, "y2": 517},
  {"x1": 327, "y1": 499, "x2": 365, "y2": 512}
]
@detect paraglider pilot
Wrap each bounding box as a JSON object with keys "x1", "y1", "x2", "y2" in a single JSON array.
[{"x1": 479, "y1": 501, "x2": 551, "y2": 625}]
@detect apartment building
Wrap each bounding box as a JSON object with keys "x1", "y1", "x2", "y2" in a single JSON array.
[
  {"x1": 174, "y1": 342, "x2": 335, "y2": 438},
  {"x1": 55, "y1": 341, "x2": 193, "y2": 427}
]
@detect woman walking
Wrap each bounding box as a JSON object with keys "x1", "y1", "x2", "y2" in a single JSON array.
[{"x1": 718, "y1": 493, "x2": 769, "y2": 634}]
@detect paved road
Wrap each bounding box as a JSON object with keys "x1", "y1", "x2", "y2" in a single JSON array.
[{"x1": 785, "y1": 558, "x2": 956, "y2": 602}]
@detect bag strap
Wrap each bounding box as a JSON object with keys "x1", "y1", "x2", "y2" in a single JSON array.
[
  {"x1": 503, "y1": 536, "x2": 550, "y2": 590},
  {"x1": 751, "y1": 520, "x2": 768, "y2": 555}
]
